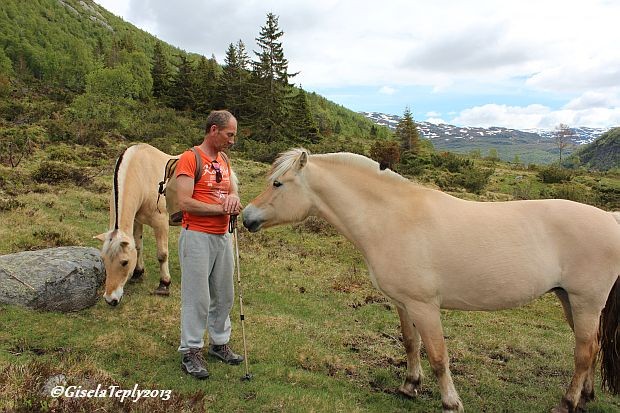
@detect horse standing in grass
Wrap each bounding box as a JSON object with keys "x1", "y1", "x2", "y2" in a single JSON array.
[
  {"x1": 242, "y1": 148, "x2": 620, "y2": 413},
  {"x1": 95, "y1": 144, "x2": 175, "y2": 306}
]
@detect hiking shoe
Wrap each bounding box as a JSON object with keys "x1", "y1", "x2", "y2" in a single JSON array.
[
  {"x1": 181, "y1": 348, "x2": 209, "y2": 379},
  {"x1": 208, "y1": 344, "x2": 244, "y2": 365}
]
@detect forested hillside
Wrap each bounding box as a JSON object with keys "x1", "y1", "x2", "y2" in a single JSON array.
[
  {"x1": 0, "y1": 0, "x2": 388, "y2": 163},
  {"x1": 569, "y1": 127, "x2": 620, "y2": 171}
]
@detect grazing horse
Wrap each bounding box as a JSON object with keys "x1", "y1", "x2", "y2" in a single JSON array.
[
  {"x1": 242, "y1": 148, "x2": 620, "y2": 413},
  {"x1": 95, "y1": 144, "x2": 175, "y2": 306}
]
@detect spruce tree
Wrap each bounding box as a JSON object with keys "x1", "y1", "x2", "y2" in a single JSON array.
[
  {"x1": 151, "y1": 41, "x2": 170, "y2": 99},
  {"x1": 251, "y1": 13, "x2": 296, "y2": 143},
  {"x1": 290, "y1": 88, "x2": 319, "y2": 143},
  {"x1": 193, "y1": 55, "x2": 220, "y2": 113},
  {"x1": 396, "y1": 107, "x2": 421, "y2": 154},
  {"x1": 168, "y1": 55, "x2": 195, "y2": 111},
  {"x1": 220, "y1": 41, "x2": 252, "y2": 119}
]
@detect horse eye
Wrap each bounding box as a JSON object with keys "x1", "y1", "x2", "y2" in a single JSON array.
[
  {"x1": 273, "y1": 180, "x2": 282, "y2": 188},
  {"x1": 121, "y1": 260, "x2": 129, "y2": 267}
]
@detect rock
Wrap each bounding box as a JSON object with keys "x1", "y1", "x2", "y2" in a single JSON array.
[{"x1": 0, "y1": 247, "x2": 105, "y2": 312}]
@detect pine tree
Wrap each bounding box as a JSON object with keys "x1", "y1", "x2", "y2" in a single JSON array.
[
  {"x1": 290, "y1": 88, "x2": 319, "y2": 143},
  {"x1": 193, "y1": 55, "x2": 220, "y2": 113},
  {"x1": 168, "y1": 55, "x2": 194, "y2": 111},
  {"x1": 220, "y1": 41, "x2": 252, "y2": 119},
  {"x1": 151, "y1": 41, "x2": 170, "y2": 99},
  {"x1": 396, "y1": 107, "x2": 421, "y2": 154},
  {"x1": 251, "y1": 13, "x2": 296, "y2": 143}
]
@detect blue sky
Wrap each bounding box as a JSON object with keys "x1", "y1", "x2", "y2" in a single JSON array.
[{"x1": 95, "y1": 0, "x2": 620, "y2": 130}]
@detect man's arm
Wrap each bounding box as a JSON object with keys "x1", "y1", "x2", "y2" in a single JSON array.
[
  {"x1": 176, "y1": 175, "x2": 230, "y2": 216},
  {"x1": 223, "y1": 167, "x2": 241, "y2": 215}
]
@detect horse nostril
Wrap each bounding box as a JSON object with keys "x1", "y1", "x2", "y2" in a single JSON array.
[{"x1": 108, "y1": 298, "x2": 119, "y2": 307}]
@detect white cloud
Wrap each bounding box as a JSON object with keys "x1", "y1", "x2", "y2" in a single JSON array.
[
  {"x1": 425, "y1": 117, "x2": 448, "y2": 125},
  {"x1": 93, "y1": 0, "x2": 620, "y2": 128},
  {"x1": 451, "y1": 103, "x2": 620, "y2": 129},
  {"x1": 378, "y1": 86, "x2": 396, "y2": 95}
]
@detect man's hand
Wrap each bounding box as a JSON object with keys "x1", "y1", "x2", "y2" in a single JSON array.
[{"x1": 223, "y1": 194, "x2": 242, "y2": 215}]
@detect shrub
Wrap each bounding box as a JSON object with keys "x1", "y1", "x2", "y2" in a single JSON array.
[
  {"x1": 0, "y1": 197, "x2": 24, "y2": 211},
  {"x1": 458, "y1": 166, "x2": 494, "y2": 194},
  {"x1": 31, "y1": 161, "x2": 91, "y2": 185},
  {"x1": 431, "y1": 152, "x2": 473, "y2": 173},
  {"x1": 369, "y1": 140, "x2": 400, "y2": 170},
  {"x1": 538, "y1": 165, "x2": 573, "y2": 183},
  {"x1": 553, "y1": 183, "x2": 592, "y2": 204}
]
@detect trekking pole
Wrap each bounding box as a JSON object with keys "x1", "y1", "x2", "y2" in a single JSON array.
[{"x1": 229, "y1": 214, "x2": 252, "y2": 381}]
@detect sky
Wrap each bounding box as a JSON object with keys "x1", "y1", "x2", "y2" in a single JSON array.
[{"x1": 94, "y1": 0, "x2": 620, "y2": 130}]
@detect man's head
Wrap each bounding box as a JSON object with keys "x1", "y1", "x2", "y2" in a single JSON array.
[{"x1": 205, "y1": 110, "x2": 237, "y2": 151}]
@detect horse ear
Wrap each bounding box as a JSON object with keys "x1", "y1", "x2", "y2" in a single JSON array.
[
  {"x1": 94, "y1": 233, "x2": 107, "y2": 242},
  {"x1": 120, "y1": 241, "x2": 130, "y2": 248},
  {"x1": 298, "y1": 151, "x2": 308, "y2": 169}
]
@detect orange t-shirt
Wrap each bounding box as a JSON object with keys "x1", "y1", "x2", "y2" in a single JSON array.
[{"x1": 175, "y1": 147, "x2": 232, "y2": 234}]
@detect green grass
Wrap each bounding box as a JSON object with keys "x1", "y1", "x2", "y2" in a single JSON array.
[{"x1": 0, "y1": 154, "x2": 619, "y2": 412}]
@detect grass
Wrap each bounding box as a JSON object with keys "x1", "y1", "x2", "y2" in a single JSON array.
[{"x1": 0, "y1": 151, "x2": 619, "y2": 412}]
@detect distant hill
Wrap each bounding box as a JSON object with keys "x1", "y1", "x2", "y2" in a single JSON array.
[
  {"x1": 569, "y1": 128, "x2": 620, "y2": 171},
  {"x1": 361, "y1": 111, "x2": 609, "y2": 165}
]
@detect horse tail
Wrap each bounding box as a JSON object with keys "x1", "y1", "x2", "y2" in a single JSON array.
[
  {"x1": 599, "y1": 276, "x2": 620, "y2": 394},
  {"x1": 113, "y1": 147, "x2": 128, "y2": 231}
]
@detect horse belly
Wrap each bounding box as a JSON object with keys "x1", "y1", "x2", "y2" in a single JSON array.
[{"x1": 436, "y1": 245, "x2": 560, "y2": 311}]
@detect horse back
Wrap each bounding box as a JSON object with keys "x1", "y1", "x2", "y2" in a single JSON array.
[{"x1": 111, "y1": 144, "x2": 176, "y2": 230}]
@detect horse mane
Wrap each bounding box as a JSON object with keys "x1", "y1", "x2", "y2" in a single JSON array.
[{"x1": 269, "y1": 148, "x2": 408, "y2": 184}]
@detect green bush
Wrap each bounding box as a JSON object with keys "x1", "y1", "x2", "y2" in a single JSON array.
[
  {"x1": 31, "y1": 161, "x2": 91, "y2": 185},
  {"x1": 458, "y1": 166, "x2": 494, "y2": 194},
  {"x1": 431, "y1": 151, "x2": 473, "y2": 173},
  {"x1": 553, "y1": 183, "x2": 592, "y2": 204},
  {"x1": 538, "y1": 165, "x2": 573, "y2": 183}
]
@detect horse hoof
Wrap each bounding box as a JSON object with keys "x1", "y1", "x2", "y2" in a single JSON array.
[
  {"x1": 129, "y1": 268, "x2": 145, "y2": 283},
  {"x1": 398, "y1": 384, "x2": 419, "y2": 399},
  {"x1": 153, "y1": 286, "x2": 169, "y2": 296}
]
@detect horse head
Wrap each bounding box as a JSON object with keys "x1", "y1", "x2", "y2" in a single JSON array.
[
  {"x1": 243, "y1": 148, "x2": 314, "y2": 232},
  {"x1": 94, "y1": 229, "x2": 137, "y2": 306}
]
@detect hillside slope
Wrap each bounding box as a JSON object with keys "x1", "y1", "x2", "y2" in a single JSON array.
[{"x1": 569, "y1": 127, "x2": 620, "y2": 171}]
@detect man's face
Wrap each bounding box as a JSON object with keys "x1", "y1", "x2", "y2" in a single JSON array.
[{"x1": 213, "y1": 118, "x2": 237, "y2": 150}]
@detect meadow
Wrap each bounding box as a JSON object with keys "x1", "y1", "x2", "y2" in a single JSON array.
[{"x1": 0, "y1": 146, "x2": 619, "y2": 412}]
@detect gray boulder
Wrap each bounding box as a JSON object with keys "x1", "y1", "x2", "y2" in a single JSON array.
[{"x1": 0, "y1": 246, "x2": 105, "y2": 312}]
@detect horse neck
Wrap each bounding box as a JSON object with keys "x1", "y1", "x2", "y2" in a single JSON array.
[
  {"x1": 306, "y1": 159, "x2": 412, "y2": 254},
  {"x1": 112, "y1": 161, "x2": 144, "y2": 234}
]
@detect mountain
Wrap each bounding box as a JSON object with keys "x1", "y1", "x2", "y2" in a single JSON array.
[
  {"x1": 569, "y1": 127, "x2": 620, "y2": 171},
  {"x1": 361, "y1": 111, "x2": 609, "y2": 165}
]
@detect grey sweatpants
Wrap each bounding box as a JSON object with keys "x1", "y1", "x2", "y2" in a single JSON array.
[{"x1": 178, "y1": 228, "x2": 234, "y2": 353}]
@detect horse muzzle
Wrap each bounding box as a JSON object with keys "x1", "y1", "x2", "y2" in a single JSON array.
[
  {"x1": 103, "y1": 286, "x2": 124, "y2": 307},
  {"x1": 242, "y1": 206, "x2": 263, "y2": 233}
]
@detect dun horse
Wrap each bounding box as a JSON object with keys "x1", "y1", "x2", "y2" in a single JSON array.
[
  {"x1": 95, "y1": 144, "x2": 174, "y2": 306},
  {"x1": 243, "y1": 149, "x2": 620, "y2": 413}
]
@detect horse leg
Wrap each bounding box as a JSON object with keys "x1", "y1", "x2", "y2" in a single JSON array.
[
  {"x1": 554, "y1": 288, "x2": 574, "y2": 331},
  {"x1": 553, "y1": 301, "x2": 600, "y2": 413},
  {"x1": 131, "y1": 220, "x2": 145, "y2": 282},
  {"x1": 396, "y1": 306, "x2": 424, "y2": 398},
  {"x1": 406, "y1": 302, "x2": 463, "y2": 413},
  {"x1": 152, "y1": 220, "x2": 171, "y2": 296},
  {"x1": 553, "y1": 289, "x2": 596, "y2": 410}
]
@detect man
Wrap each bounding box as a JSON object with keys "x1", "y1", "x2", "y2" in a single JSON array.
[{"x1": 176, "y1": 110, "x2": 243, "y2": 379}]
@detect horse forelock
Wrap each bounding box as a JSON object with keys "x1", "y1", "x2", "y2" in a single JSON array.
[
  {"x1": 268, "y1": 148, "x2": 309, "y2": 182},
  {"x1": 100, "y1": 229, "x2": 134, "y2": 259}
]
